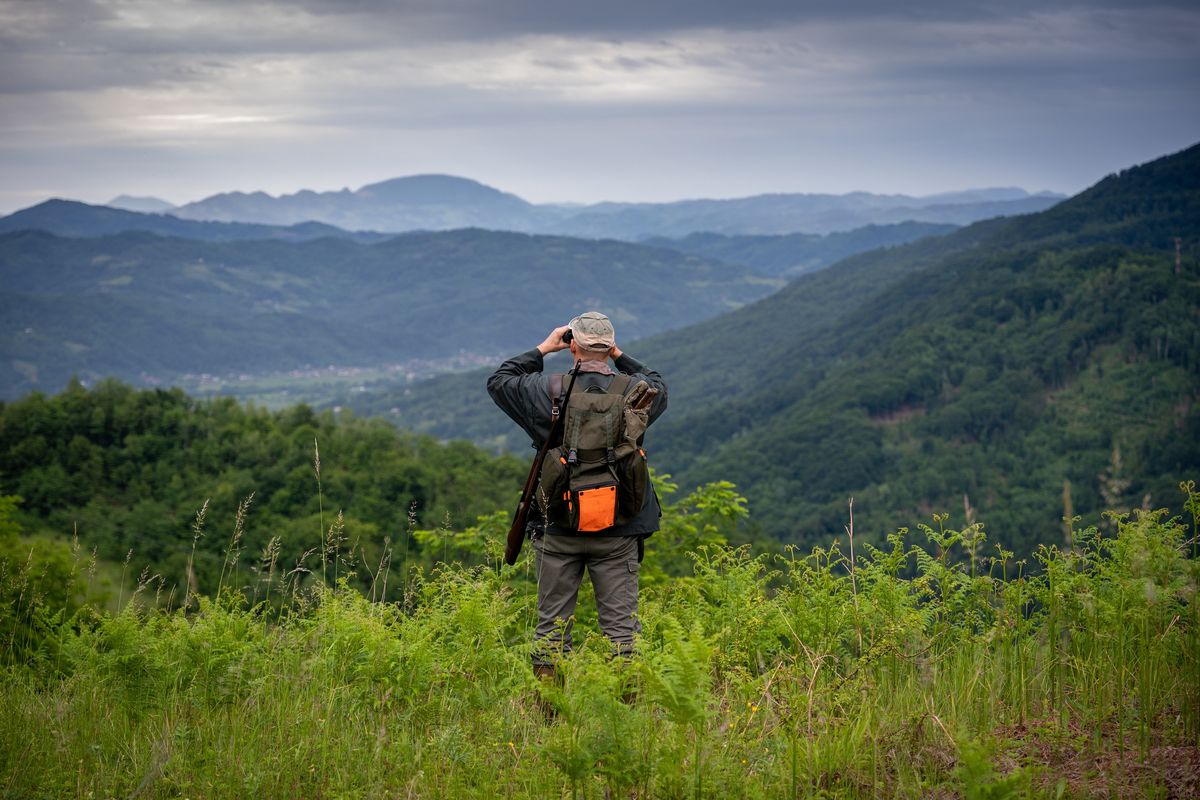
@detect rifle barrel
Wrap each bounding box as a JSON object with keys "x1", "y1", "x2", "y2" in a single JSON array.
[{"x1": 503, "y1": 360, "x2": 582, "y2": 565}]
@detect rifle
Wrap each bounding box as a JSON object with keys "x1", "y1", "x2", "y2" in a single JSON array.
[{"x1": 504, "y1": 360, "x2": 582, "y2": 565}]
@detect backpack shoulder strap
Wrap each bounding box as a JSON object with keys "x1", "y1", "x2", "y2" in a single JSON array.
[
  {"x1": 606, "y1": 373, "x2": 632, "y2": 397},
  {"x1": 548, "y1": 374, "x2": 564, "y2": 421},
  {"x1": 603, "y1": 374, "x2": 632, "y2": 458}
]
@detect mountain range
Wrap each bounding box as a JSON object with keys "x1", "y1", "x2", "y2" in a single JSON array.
[
  {"x1": 0, "y1": 200, "x2": 388, "y2": 243},
  {"x1": 642, "y1": 222, "x2": 958, "y2": 278},
  {"x1": 2, "y1": 146, "x2": 1191, "y2": 555},
  {"x1": 0, "y1": 226, "x2": 781, "y2": 400},
  {"x1": 107, "y1": 195, "x2": 177, "y2": 214},
  {"x1": 0, "y1": 199, "x2": 965, "y2": 401},
  {"x1": 342, "y1": 143, "x2": 1200, "y2": 553},
  {"x1": 0, "y1": 198, "x2": 955, "y2": 277},
  {"x1": 148, "y1": 175, "x2": 1062, "y2": 238}
]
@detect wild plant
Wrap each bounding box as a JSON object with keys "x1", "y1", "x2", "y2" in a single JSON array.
[
  {"x1": 1183, "y1": 479, "x2": 1200, "y2": 744},
  {"x1": 216, "y1": 492, "x2": 254, "y2": 599},
  {"x1": 640, "y1": 613, "x2": 715, "y2": 799},
  {"x1": 252, "y1": 534, "x2": 282, "y2": 607},
  {"x1": 324, "y1": 508, "x2": 347, "y2": 586},
  {"x1": 541, "y1": 648, "x2": 652, "y2": 799},
  {"x1": 1, "y1": 467, "x2": 1196, "y2": 799},
  {"x1": 183, "y1": 498, "x2": 208, "y2": 611},
  {"x1": 314, "y1": 437, "x2": 326, "y2": 583}
]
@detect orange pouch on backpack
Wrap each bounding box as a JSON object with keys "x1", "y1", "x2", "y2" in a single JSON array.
[{"x1": 576, "y1": 485, "x2": 617, "y2": 532}]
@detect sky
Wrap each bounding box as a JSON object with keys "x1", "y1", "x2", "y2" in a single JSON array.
[{"x1": 1, "y1": 0, "x2": 1197, "y2": 213}]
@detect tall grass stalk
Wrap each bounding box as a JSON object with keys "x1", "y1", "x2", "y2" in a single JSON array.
[
  {"x1": 217, "y1": 492, "x2": 253, "y2": 599},
  {"x1": 184, "y1": 499, "x2": 208, "y2": 611},
  {"x1": 117, "y1": 547, "x2": 132, "y2": 612},
  {"x1": 315, "y1": 438, "x2": 325, "y2": 585}
]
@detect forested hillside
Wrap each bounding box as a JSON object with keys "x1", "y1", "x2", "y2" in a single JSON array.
[
  {"x1": 641, "y1": 221, "x2": 957, "y2": 278},
  {"x1": 0, "y1": 228, "x2": 777, "y2": 399},
  {"x1": 640, "y1": 142, "x2": 1200, "y2": 552},
  {"x1": 0, "y1": 379, "x2": 526, "y2": 597},
  {"x1": 349, "y1": 144, "x2": 1200, "y2": 555}
]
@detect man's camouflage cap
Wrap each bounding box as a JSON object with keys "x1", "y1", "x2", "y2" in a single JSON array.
[{"x1": 569, "y1": 311, "x2": 615, "y2": 352}]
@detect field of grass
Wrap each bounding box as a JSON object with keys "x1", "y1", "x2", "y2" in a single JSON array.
[{"x1": 1, "y1": 480, "x2": 1198, "y2": 798}]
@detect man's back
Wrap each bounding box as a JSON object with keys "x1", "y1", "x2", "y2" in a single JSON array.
[
  {"x1": 487, "y1": 349, "x2": 667, "y2": 537},
  {"x1": 485, "y1": 312, "x2": 667, "y2": 670}
]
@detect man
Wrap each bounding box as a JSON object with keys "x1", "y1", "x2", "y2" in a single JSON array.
[{"x1": 487, "y1": 311, "x2": 668, "y2": 676}]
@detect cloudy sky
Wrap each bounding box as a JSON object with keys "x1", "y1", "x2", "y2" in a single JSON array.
[{"x1": 1, "y1": 0, "x2": 1197, "y2": 213}]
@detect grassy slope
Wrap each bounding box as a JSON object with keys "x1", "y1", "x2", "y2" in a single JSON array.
[{"x1": 1, "y1": 487, "x2": 1197, "y2": 799}]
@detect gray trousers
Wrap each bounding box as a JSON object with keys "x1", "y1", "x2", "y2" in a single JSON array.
[{"x1": 531, "y1": 532, "x2": 641, "y2": 666}]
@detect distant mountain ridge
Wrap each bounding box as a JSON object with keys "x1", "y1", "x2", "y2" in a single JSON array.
[
  {"x1": 172, "y1": 175, "x2": 546, "y2": 232},
  {"x1": 5, "y1": 177, "x2": 1061, "y2": 245},
  {"x1": 166, "y1": 174, "x2": 1063, "y2": 238},
  {"x1": 544, "y1": 193, "x2": 1061, "y2": 239},
  {"x1": 642, "y1": 222, "x2": 959, "y2": 278},
  {"x1": 107, "y1": 195, "x2": 175, "y2": 213},
  {"x1": 0, "y1": 201, "x2": 957, "y2": 278},
  {"x1": 0, "y1": 200, "x2": 388, "y2": 243},
  {"x1": 910, "y1": 187, "x2": 1055, "y2": 204}
]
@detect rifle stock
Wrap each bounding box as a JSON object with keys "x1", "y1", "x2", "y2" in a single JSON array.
[{"x1": 504, "y1": 361, "x2": 581, "y2": 565}]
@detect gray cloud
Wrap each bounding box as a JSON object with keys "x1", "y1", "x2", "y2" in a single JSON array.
[
  {"x1": 0, "y1": 0, "x2": 1197, "y2": 212},
  {"x1": 271, "y1": 0, "x2": 1200, "y2": 38}
]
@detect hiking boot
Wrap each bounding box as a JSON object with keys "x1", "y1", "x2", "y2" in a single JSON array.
[{"x1": 532, "y1": 663, "x2": 560, "y2": 721}]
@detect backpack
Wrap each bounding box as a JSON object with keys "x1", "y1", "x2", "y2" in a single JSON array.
[{"x1": 537, "y1": 372, "x2": 653, "y2": 532}]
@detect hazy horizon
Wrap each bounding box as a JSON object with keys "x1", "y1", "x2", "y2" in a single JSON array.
[
  {"x1": 2, "y1": 0, "x2": 1197, "y2": 215},
  {"x1": 88, "y1": 174, "x2": 1068, "y2": 213}
]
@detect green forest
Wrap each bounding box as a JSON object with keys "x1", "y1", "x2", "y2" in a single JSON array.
[{"x1": 0, "y1": 379, "x2": 533, "y2": 603}]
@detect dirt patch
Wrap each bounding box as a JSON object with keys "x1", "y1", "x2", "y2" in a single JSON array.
[{"x1": 999, "y1": 718, "x2": 1200, "y2": 799}]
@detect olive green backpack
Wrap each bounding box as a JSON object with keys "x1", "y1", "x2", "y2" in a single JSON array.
[{"x1": 537, "y1": 373, "x2": 654, "y2": 532}]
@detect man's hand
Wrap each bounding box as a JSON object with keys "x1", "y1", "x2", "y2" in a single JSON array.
[
  {"x1": 608, "y1": 344, "x2": 623, "y2": 361},
  {"x1": 537, "y1": 325, "x2": 572, "y2": 356}
]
